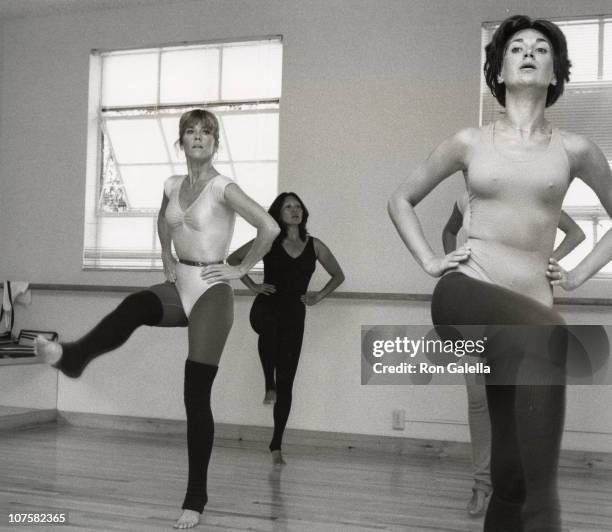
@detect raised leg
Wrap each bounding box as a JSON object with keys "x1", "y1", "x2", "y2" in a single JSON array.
[
  {"x1": 250, "y1": 297, "x2": 280, "y2": 400},
  {"x1": 35, "y1": 288, "x2": 181, "y2": 378}
]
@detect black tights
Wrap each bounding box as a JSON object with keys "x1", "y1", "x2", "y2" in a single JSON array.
[
  {"x1": 432, "y1": 273, "x2": 566, "y2": 532},
  {"x1": 58, "y1": 282, "x2": 234, "y2": 514},
  {"x1": 250, "y1": 296, "x2": 305, "y2": 451},
  {"x1": 58, "y1": 290, "x2": 164, "y2": 377}
]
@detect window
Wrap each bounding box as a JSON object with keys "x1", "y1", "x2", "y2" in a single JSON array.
[
  {"x1": 481, "y1": 17, "x2": 612, "y2": 277},
  {"x1": 83, "y1": 37, "x2": 283, "y2": 270}
]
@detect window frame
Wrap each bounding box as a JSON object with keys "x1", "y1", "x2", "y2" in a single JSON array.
[{"x1": 83, "y1": 36, "x2": 283, "y2": 271}]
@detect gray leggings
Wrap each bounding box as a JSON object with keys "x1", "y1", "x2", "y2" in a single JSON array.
[
  {"x1": 150, "y1": 281, "x2": 234, "y2": 366},
  {"x1": 59, "y1": 282, "x2": 233, "y2": 376},
  {"x1": 150, "y1": 282, "x2": 233, "y2": 513}
]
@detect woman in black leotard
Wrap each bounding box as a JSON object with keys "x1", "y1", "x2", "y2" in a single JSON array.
[
  {"x1": 389, "y1": 15, "x2": 612, "y2": 532},
  {"x1": 228, "y1": 192, "x2": 344, "y2": 465}
]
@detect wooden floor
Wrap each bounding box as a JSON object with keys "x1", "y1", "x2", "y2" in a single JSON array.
[{"x1": 0, "y1": 423, "x2": 611, "y2": 531}]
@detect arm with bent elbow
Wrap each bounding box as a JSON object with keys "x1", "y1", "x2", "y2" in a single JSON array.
[
  {"x1": 388, "y1": 130, "x2": 474, "y2": 277},
  {"x1": 227, "y1": 239, "x2": 276, "y2": 295},
  {"x1": 157, "y1": 193, "x2": 177, "y2": 282},
  {"x1": 202, "y1": 184, "x2": 280, "y2": 282},
  {"x1": 301, "y1": 238, "x2": 345, "y2": 306},
  {"x1": 551, "y1": 211, "x2": 586, "y2": 261},
  {"x1": 548, "y1": 136, "x2": 612, "y2": 289}
]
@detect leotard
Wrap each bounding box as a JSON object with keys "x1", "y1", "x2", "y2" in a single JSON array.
[
  {"x1": 456, "y1": 122, "x2": 571, "y2": 307},
  {"x1": 164, "y1": 174, "x2": 236, "y2": 316}
]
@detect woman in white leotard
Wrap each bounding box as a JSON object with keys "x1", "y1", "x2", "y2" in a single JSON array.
[
  {"x1": 389, "y1": 15, "x2": 612, "y2": 531},
  {"x1": 36, "y1": 109, "x2": 279, "y2": 529}
]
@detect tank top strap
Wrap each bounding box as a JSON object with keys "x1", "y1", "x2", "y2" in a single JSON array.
[{"x1": 306, "y1": 235, "x2": 317, "y2": 259}]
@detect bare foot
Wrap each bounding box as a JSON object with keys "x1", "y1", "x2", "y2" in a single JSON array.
[
  {"x1": 173, "y1": 509, "x2": 200, "y2": 529},
  {"x1": 34, "y1": 336, "x2": 63, "y2": 366},
  {"x1": 263, "y1": 389, "x2": 277, "y2": 405},
  {"x1": 271, "y1": 449, "x2": 286, "y2": 467}
]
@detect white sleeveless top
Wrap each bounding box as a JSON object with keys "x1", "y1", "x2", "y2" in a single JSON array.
[{"x1": 164, "y1": 174, "x2": 236, "y2": 263}]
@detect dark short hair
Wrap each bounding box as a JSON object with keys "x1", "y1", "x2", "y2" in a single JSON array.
[
  {"x1": 268, "y1": 192, "x2": 309, "y2": 243},
  {"x1": 484, "y1": 15, "x2": 571, "y2": 107},
  {"x1": 177, "y1": 109, "x2": 220, "y2": 150}
]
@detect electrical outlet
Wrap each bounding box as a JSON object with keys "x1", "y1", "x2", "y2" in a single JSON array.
[{"x1": 392, "y1": 409, "x2": 405, "y2": 430}]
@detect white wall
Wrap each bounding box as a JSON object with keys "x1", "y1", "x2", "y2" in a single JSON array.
[
  {"x1": 1, "y1": 0, "x2": 611, "y2": 297},
  {"x1": 1, "y1": 0, "x2": 612, "y2": 452},
  {"x1": 0, "y1": 363, "x2": 57, "y2": 410}
]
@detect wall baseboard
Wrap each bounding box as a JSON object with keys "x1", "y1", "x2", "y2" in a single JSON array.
[
  {"x1": 56, "y1": 411, "x2": 612, "y2": 470},
  {"x1": 0, "y1": 407, "x2": 57, "y2": 431},
  {"x1": 58, "y1": 411, "x2": 467, "y2": 457}
]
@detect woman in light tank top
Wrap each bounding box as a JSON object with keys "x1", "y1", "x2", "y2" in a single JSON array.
[
  {"x1": 443, "y1": 193, "x2": 585, "y2": 518},
  {"x1": 389, "y1": 15, "x2": 612, "y2": 532}
]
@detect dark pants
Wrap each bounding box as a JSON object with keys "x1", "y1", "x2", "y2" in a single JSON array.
[
  {"x1": 432, "y1": 273, "x2": 566, "y2": 532},
  {"x1": 250, "y1": 295, "x2": 306, "y2": 451}
]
